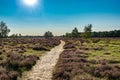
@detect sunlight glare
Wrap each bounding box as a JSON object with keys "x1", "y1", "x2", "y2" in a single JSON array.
[{"x1": 22, "y1": 0, "x2": 38, "y2": 7}]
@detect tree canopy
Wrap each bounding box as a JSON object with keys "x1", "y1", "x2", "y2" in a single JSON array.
[
  {"x1": 44, "y1": 31, "x2": 54, "y2": 38},
  {"x1": 91, "y1": 30, "x2": 120, "y2": 37},
  {"x1": 0, "y1": 21, "x2": 10, "y2": 38},
  {"x1": 72, "y1": 27, "x2": 79, "y2": 38},
  {"x1": 83, "y1": 24, "x2": 92, "y2": 38}
]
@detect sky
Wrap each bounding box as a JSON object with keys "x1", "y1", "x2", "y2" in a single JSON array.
[{"x1": 0, "y1": 0, "x2": 120, "y2": 36}]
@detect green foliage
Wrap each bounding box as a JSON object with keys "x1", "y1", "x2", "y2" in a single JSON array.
[
  {"x1": 9, "y1": 34, "x2": 18, "y2": 38},
  {"x1": 0, "y1": 21, "x2": 10, "y2": 38},
  {"x1": 83, "y1": 24, "x2": 92, "y2": 38},
  {"x1": 64, "y1": 25, "x2": 120, "y2": 38},
  {"x1": 65, "y1": 33, "x2": 72, "y2": 38},
  {"x1": 92, "y1": 30, "x2": 120, "y2": 37},
  {"x1": 65, "y1": 27, "x2": 80, "y2": 38},
  {"x1": 44, "y1": 31, "x2": 54, "y2": 38},
  {"x1": 72, "y1": 27, "x2": 79, "y2": 38}
]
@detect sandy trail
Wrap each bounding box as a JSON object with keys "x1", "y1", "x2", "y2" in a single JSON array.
[{"x1": 22, "y1": 40, "x2": 65, "y2": 80}]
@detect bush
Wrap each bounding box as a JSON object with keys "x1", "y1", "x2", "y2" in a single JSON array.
[
  {"x1": 2, "y1": 53, "x2": 39, "y2": 78},
  {"x1": 108, "y1": 60, "x2": 120, "y2": 64},
  {"x1": 91, "y1": 38, "x2": 100, "y2": 43},
  {"x1": 8, "y1": 71, "x2": 18, "y2": 80},
  {"x1": 33, "y1": 46, "x2": 50, "y2": 51},
  {"x1": 53, "y1": 41, "x2": 89, "y2": 80},
  {"x1": 64, "y1": 44, "x2": 76, "y2": 49},
  {"x1": 0, "y1": 67, "x2": 10, "y2": 80},
  {"x1": 0, "y1": 51, "x2": 2, "y2": 55},
  {"x1": 104, "y1": 52, "x2": 111, "y2": 55}
]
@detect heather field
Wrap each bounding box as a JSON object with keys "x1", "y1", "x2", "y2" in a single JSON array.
[
  {"x1": 0, "y1": 38, "x2": 120, "y2": 80},
  {"x1": 0, "y1": 38, "x2": 61, "y2": 80},
  {"x1": 0, "y1": 0, "x2": 120, "y2": 80},
  {"x1": 53, "y1": 38, "x2": 120, "y2": 80}
]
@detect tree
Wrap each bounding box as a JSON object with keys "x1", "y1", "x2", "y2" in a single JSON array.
[
  {"x1": 72, "y1": 27, "x2": 79, "y2": 38},
  {"x1": 44, "y1": 31, "x2": 54, "y2": 38},
  {"x1": 91, "y1": 30, "x2": 120, "y2": 37},
  {"x1": 83, "y1": 24, "x2": 92, "y2": 38},
  {"x1": 9, "y1": 34, "x2": 18, "y2": 38},
  {"x1": 0, "y1": 21, "x2": 10, "y2": 38},
  {"x1": 65, "y1": 33, "x2": 72, "y2": 38}
]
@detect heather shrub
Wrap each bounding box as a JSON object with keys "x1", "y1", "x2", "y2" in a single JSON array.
[
  {"x1": 64, "y1": 44, "x2": 76, "y2": 49},
  {"x1": 0, "y1": 51, "x2": 2, "y2": 55},
  {"x1": 33, "y1": 46, "x2": 50, "y2": 51},
  {"x1": 0, "y1": 73, "x2": 10, "y2": 80},
  {"x1": 86, "y1": 64, "x2": 120, "y2": 80},
  {"x1": 53, "y1": 68, "x2": 64, "y2": 80},
  {"x1": 104, "y1": 52, "x2": 111, "y2": 55},
  {"x1": 108, "y1": 60, "x2": 120, "y2": 64},
  {"x1": 114, "y1": 65, "x2": 120, "y2": 69},
  {"x1": 0, "y1": 55, "x2": 18, "y2": 80},
  {"x1": 53, "y1": 40, "x2": 90, "y2": 80},
  {"x1": 93, "y1": 47, "x2": 103, "y2": 50},
  {"x1": 63, "y1": 41, "x2": 76, "y2": 49},
  {"x1": 91, "y1": 38, "x2": 100, "y2": 43},
  {"x1": 107, "y1": 70, "x2": 120, "y2": 80},
  {"x1": 0, "y1": 67, "x2": 10, "y2": 80},
  {"x1": 89, "y1": 59, "x2": 97, "y2": 64},
  {"x1": 0, "y1": 56, "x2": 3, "y2": 60},
  {"x1": 98, "y1": 59, "x2": 107, "y2": 65},
  {"x1": 8, "y1": 71, "x2": 18, "y2": 80},
  {"x1": 3, "y1": 53, "x2": 39, "y2": 78}
]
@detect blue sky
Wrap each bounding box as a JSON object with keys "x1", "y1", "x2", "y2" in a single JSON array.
[{"x1": 0, "y1": 0, "x2": 120, "y2": 36}]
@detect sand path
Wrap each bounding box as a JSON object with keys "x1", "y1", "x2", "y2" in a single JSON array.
[{"x1": 22, "y1": 40, "x2": 65, "y2": 80}]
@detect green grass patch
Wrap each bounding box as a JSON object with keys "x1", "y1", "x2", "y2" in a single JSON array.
[{"x1": 24, "y1": 49, "x2": 47, "y2": 56}]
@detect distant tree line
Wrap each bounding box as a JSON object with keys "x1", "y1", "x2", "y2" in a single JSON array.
[
  {"x1": 64, "y1": 24, "x2": 120, "y2": 38},
  {"x1": 0, "y1": 21, "x2": 120, "y2": 38},
  {"x1": 65, "y1": 27, "x2": 79, "y2": 38},
  {"x1": 9, "y1": 34, "x2": 22, "y2": 38},
  {"x1": 65, "y1": 24, "x2": 92, "y2": 38},
  {"x1": 91, "y1": 30, "x2": 120, "y2": 37}
]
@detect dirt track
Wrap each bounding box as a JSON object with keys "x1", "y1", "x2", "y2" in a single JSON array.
[{"x1": 22, "y1": 40, "x2": 65, "y2": 80}]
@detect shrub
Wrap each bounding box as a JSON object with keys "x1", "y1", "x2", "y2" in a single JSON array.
[
  {"x1": 91, "y1": 38, "x2": 100, "y2": 43},
  {"x1": 93, "y1": 47, "x2": 103, "y2": 50},
  {"x1": 63, "y1": 41, "x2": 76, "y2": 49},
  {"x1": 104, "y1": 52, "x2": 111, "y2": 55},
  {"x1": 0, "y1": 67, "x2": 10, "y2": 80},
  {"x1": 0, "y1": 56, "x2": 3, "y2": 60},
  {"x1": 53, "y1": 68, "x2": 64, "y2": 80},
  {"x1": 64, "y1": 44, "x2": 76, "y2": 49},
  {"x1": 0, "y1": 51, "x2": 2, "y2": 55},
  {"x1": 33, "y1": 46, "x2": 50, "y2": 51},
  {"x1": 98, "y1": 59, "x2": 107, "y2": 65},
  {"x1": 89, "y1": 60, "x2": 97, "y2": 64},
  {"x1": 3, "y1": 53, "x2": 39, "y2": 78},
  {"x1": 8, "y1": 71, "x2": 18, "y2": 80},
  {"x1": 108, "y1": 60, "x2": 120, "y2": 64}
]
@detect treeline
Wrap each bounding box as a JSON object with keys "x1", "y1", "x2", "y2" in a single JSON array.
[
  {"x1": 0, "y1": 21, "x2": 54, "y2": 38},
  {"x1": 0, "y1": 21, "x2": 10, "y2": 38},
  {"x1": 0, "y1": 21, "x2": 120, "y2": 38},
  {"x1": 91, "y1": 30, "x2": 120, "y2": 37},
  {"x1": 9, "y1": 31, "x2": 54, "y2": 38},
  {"x1": 64, "y1": 24, "x2": 93, "y2": 38},
  {"x1": 64, "y1": 24, "x2": 120, "y2": 38}
]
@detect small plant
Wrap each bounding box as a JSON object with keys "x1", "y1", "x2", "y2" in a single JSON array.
[
  {"x1": 33, "y1": 46, "x2": 50, "y2": 51},
  {"x1": 0, "y1": 51, "x2": 2, "y2": 55},
  {"x1": 104, "y1": 52, "x2": 111, "y2": 55}
]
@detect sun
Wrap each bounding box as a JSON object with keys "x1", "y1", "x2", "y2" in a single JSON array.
[{"x1": 22, "y1": 0, "x2": 38, "y2": 6}]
